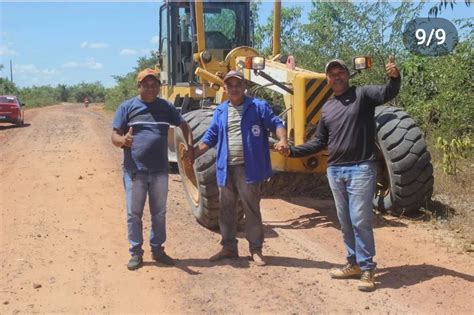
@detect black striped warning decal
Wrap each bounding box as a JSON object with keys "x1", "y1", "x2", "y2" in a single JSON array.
[{"x1": 305, "y1": 79, "x2": 333, "y2": 125}]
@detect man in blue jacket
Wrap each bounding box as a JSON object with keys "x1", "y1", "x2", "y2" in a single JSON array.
[{"x1": 192, "y1": 70, "x2": 288, "y2": 266}]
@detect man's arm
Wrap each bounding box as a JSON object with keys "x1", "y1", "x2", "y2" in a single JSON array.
[
  {"x1": 181, "y1": 141, "x2": 210, "y2": 168},
  {"x1": 181, "y1": 110, "x2": 219, "y2": 166},
  {"x1": 111, "y1": 127, "x2": 133, "y2": 148},
  {"x1": 289, "y1": 136, "x2": 327, "y2": 158},
  {"x1": 285, "y1": 117, "x2": 328, "y2": 158},
  {"x1": 194, "y1": 142, "x2": 210, "y2": 158}
]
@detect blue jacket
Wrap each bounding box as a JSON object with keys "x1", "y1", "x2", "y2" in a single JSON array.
[{"x1": 202, "y1": 96, "x2": 284, "y2": 187}]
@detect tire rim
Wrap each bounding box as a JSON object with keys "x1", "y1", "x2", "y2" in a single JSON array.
[{"x1": 177, "y1": 142, "x2": 200, "y2": 206}]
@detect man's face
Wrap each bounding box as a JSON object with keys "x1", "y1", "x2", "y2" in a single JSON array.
[
  {"x1": 138, "y1": 76, "x2": 161, "y2": 102},
  {"x1": 224, "y1": 77, "x2": 246, "y2": 105},
  {"x1": 326, "y1": 66, "x2": 350, "y2": 96}
]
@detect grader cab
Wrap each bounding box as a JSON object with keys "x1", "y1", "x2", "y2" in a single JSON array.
[{"x1": 157, "y1": 0, "x2": 434, "y2": 228}]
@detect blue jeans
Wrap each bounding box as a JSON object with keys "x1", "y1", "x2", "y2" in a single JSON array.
[
  {"x1": 327, "y1": 161, "x2": 377, "y2": 270},
  {"x1": 123, "y1": 169, "x2": 168, "y2": 257}
]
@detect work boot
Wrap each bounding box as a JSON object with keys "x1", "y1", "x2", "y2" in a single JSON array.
[
  {"x1": 152, "y1": 251, "x2": 176, "y2": 266},
  {"x1": 329, "y1": 263, "x2": 362, "y2": 279},
  {"x1": 250, "y1": 250, "x2": 267, "y2": 266},
  {"x1": 357, "y1": 269, "x2": 376, "y2": 292},
  {"x1": 127, "y1": 255, "x2": 143, "y2": 270},
  {"x1": 209, "y1": 247, "x2": 239, "y2": 262}
]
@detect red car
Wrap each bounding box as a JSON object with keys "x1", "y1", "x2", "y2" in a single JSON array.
[{"x1": 0, "y1": 95, "x2": 25, "y2": 126}]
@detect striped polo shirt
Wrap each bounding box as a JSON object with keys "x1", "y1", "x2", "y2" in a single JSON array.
[
  {"x1": 227, "y1": 103, "x2": 245, "y2": 165},
  {"x1": 112, "y1": 96, "x2": 183, "y2": 173}
]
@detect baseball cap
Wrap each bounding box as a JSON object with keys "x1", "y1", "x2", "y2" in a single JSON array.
[
  {"x1": 223, "y1": 70, "x2": 244, "y2": 83},
  {"x1": 136, "y1": 68, "x2": 161, "y2": 83},
  {"x1": 325, "y1": 59, "x2": 349, "y2": 74}
]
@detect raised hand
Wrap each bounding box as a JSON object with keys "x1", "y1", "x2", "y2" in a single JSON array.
[
  {"x1": 123, "y1": 127, "x2": 134, "y2": 147},
  {"x1": 385, "y1": 55, "x2": 400, "y2": 79}
]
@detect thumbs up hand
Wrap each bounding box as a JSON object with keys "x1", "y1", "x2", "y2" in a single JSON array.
[
  {"x1": 385, "y1": 55, "x2": 400, "y2": 79},
  {"x1": 123, "y1": 127, "x2": 134, "y2": 147}
]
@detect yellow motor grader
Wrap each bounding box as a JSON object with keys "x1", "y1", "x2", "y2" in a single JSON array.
[{"x1": 157, "y1": 0, "x2": 434, "y2": 228}]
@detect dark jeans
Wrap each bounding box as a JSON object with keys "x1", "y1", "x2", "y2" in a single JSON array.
[{"x1": 218, "y1": 165, "x2": 264, "y2": 252}]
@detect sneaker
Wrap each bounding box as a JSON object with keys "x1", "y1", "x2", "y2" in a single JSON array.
[
  {"x1": 329, "y1": 263, "x2": 362, "y2": 279},
  {"x1": 250, "y1": 251, "x2": 267, "y2": 266},
  {"x1": 358, "y1": 269, "x2": 376, "y2": 292},
  {"x1": 127, "y1": 255, "x2": 143, "y2": 270},
  {"x1": 152, "y1": 251, "x2": 176, "y2": 266},
  {"x1": 209, "y1": 247, "x2": 239, "y2": 262}
]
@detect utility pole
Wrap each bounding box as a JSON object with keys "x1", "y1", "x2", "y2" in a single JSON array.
[{"x1": 10, "y1": 60, "x2": 13, "y2": 83}]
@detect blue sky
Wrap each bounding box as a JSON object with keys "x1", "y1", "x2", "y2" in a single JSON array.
[{"x1": 0, "y1": 1, "x2": 472, "y2": 88}]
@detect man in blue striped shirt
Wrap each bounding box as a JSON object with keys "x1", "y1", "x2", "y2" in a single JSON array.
[{"x1": 112, "y1": 68, "x2": 192, "y2": 270}]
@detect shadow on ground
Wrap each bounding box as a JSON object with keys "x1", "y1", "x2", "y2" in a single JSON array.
[
  {"x1": 0, "y1": 123, "x2": 31, "y2": 130},
  {"x1": 171, "y1": 256, "x2": 334, "y2": 275},
  {"x1": 376, "y1": 263, "x2": 474, "y2": 289}
]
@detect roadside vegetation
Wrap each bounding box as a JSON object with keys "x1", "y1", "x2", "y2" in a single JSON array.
[{"x1": 0, "y1": 2, "x2": 472, "y2": 246}]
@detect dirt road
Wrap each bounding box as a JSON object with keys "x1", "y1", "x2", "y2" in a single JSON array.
[{"x1": 1, "y1": 103, "x2": 473, "y2": 314}]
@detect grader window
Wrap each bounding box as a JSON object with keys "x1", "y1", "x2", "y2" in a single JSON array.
[{"x1": 203, "y1": 3, "x2": 247, "y2": 50}]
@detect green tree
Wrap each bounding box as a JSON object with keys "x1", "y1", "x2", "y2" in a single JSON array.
[
  {"x1": 299, "y1": 1, "x2": 423, "y2": 80},
  {"x1": 69, "y1": 82, "x2": 106, "y2": 103},
  {"x1": 104, "y1": 73, "x2": 137, "y2": 111},
  {"x1": 57, "y1": 84, "x2": 70, "y2": 102},
  {"x1": 254, "y1": 6, "x2": 303, "y2": 57},
  {"x1": 20, "y1": 85, "x2": 60, "y2": 107},
  {"x1": 0, "y1": 77, "x2": 19, "y2": 95},
  {"x1": 401, "y1": 34, "x2": 474, "y2": 140},
  {"x1": 428, "y1": 0, "x2": 472, "y2": 17},
  {"x1": 104, "y1": 52, "x2": 160, "y2": 111}
]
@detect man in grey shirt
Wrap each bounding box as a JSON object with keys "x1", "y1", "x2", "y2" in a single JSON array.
[{"x1": 276, "y1": 57, "x2": 400, "y2": 291}]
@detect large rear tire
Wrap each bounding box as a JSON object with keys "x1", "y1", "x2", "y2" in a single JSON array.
[{"x1": 373, "y1": 106, "x2": 434, "y2": 215}]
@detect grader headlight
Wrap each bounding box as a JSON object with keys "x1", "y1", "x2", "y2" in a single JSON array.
[
  {"x1": 244, "y1": 56, "x2": 265, "y2": 70},
  {"x1": 353, "y1": 56, "x2": 372, "y2": 70}
]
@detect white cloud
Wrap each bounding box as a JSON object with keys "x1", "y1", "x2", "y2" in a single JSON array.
[
  {"x1": 80, "y1": 41, "x2": 108, "y2": 49},
  {"x1": 63, "y1": 61, "x2": 81, "y2": 68},
  {"x1": 0, "y1": 45, "x2": 17, "y2": 56},
  {"x1": 151, "y1": 36, "x2": 159, "y2": 45},
  {"x1": 120, "y1": 49, "x2": 137, "y2": 56},
  {"x1": 62, "y1": 58, "x2": 103, "y2": 70},
  {"x1": 12, "y1": 64, "x2": 60, "y2": 87},
  {"x1": 14, "y1": 64, "x2": 59, "y2": 76},
  {"x1": 86, "y1": 58, "x2": 103, "y2": 70}
]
